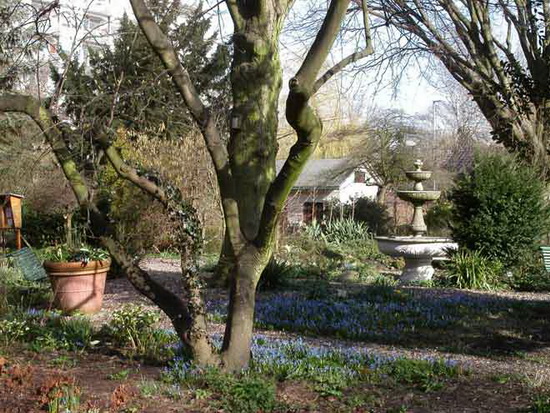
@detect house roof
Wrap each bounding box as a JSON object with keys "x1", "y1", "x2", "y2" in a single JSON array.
[
  {"x1": 275, "y1": 158, "x2": 354, "y2": 189},
  {"x1": 0, "y1": 193, "x2": 24, "y2": 199}
]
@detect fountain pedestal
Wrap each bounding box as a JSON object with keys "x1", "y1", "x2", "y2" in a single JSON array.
[{"x1": 375, "y1": 160, "x2": 457, "y2": 283}]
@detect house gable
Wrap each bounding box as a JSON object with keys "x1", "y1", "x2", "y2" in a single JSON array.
[{"x1": 276, "y1": 159, "x2": 378, "y2": 225}]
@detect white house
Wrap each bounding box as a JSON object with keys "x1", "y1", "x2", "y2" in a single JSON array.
[
  {"x1": 29, "y1": 0, "x2": 122, "y2": 61},
  {"x1": 276, "y1": 158, "x2": 378, "y2": 225},
  {"x1": 20, "y1": 0, "x2": 124, "y2": 95}
]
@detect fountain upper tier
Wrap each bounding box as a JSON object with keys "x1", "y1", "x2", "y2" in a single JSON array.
[{"x1": 396, "y1": 160, "x2": 438, "y2": 237}]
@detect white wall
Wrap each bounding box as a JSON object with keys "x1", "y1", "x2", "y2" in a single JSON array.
[
  {"x1": 31, "y1": 0, "x2": 121, "y2": 62},
  {"x1": 338, "y1": 174, "x2": 378, "y2": 203},
  {"x1": 324, "y1": 171, "x2": 378, "y2": 203}
]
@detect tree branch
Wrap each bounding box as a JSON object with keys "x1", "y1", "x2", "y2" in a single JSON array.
[
  {"x1": 129, "y1": 0, "x2": 243, "y2": 249},
  {"x1": 312, "y1": 47, "x2": 373, "y2": 94},
  {"x1": 256, "y1": 0, "x2": 353, "y2": 247},
  {"x1": 95, "y1": 131, "x2": 170, "y2": 206},
  {"x1": 0, "y1": 94, "x2": 90, "y2": 205},
  {"x1": 226, "y1": 0, "x2": 244, "y2": 30},
  {"x1": 294, "y1": 0, "x2": 352, "y2": 92}
]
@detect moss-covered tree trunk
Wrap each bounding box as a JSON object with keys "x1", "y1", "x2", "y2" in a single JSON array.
[
  {"x1": 4, "y1": 0, "x2": 365, "y2": 372},
  {"x1": 129, "y1": 0, "x2": 357, "y2": 372},
  {"x1": 219, "y1": 5, "x2": 285, "y2": 370}
]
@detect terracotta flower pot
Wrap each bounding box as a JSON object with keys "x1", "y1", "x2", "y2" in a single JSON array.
[{"x1": 44, "y1": 260, "x2": 110, "y2": 314}]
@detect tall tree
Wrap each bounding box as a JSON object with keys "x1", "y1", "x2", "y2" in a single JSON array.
[
  {"x1": 0, "y1": 0, "x2": 374, "y2": 372},
  {"x1": 129, "y1": 0, "x2": 373, "y2": 370},
  {"x1": 348, "y1": 110, "x2": 416, "y2": 204},
  {"x1": 366, "y1": 0, "x2": 550, "y2": 177}
]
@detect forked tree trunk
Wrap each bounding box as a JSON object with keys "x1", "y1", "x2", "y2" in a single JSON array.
[
  {"x1": 129, "y1": 0, "x2": 355, "y2": 372},
  {"x1": 219, "y1": 6, "x2": 285, "y2": 370},
  {"x1": 228, "y1": 10, "x2": 283, "y2": 239}
]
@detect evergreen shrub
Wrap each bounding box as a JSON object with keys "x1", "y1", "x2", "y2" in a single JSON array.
[{"x1": 449, "y1": 152, "x2": 550, "y2": 269}]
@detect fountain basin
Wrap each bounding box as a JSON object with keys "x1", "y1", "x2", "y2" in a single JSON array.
[
  {"x1": 376, "y1": 236, "x2": 458, "y2": 282},
  {"x1": 405, "y1": 170, "x2": 432, "y2": 181},
  {"x1": 397, "y1": 191, "x2": 441, "y2": 203}
]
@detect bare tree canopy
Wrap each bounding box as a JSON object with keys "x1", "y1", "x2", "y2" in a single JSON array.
[{"x1": 364, "y1": 0, "x2": 550, "y2": 176}]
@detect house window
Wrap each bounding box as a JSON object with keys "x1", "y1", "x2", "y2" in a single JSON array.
[
  {"x1": 354, "y1": 170, "x2": 366, "y2": 183},
  {"x1": 303, "y1": 202, "x2": 324, "y2": 224}
]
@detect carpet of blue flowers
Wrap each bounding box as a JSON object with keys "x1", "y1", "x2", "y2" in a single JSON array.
[{"x1": 206, "y1": 286, "x2": 531, "y2": 345}]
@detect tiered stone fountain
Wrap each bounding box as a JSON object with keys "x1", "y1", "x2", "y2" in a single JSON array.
[{"x1": 376, "y1": 160, "x2": 457, "y2": 283}]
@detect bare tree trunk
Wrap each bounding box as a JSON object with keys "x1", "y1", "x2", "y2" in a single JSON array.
[
  {"x1": 221, "y1": 246, "x2": 265, "y2": 370},
  {"x1": 129, "y1": 0, "x2": 360, "y2": 372},
  {"x1": 376, "y1": 185, "x2": 388, "y2": 205}
]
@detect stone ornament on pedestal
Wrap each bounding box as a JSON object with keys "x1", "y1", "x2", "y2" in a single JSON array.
[{"x1": 375, "y1": 160, "x2": 457, "y2": 283}]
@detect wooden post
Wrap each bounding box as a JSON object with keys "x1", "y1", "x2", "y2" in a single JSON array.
[{"x1": 15, "y1": 228, "x2": 22, "y2": 250}]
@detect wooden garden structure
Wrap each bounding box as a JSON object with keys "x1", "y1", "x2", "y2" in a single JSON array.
[{"x1": 0, "y1": 193, "x2": 24, "y2": 250}]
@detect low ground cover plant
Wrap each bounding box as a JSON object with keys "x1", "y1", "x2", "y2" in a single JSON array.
[
  {"x1": 206, "y1": 284, "x2": 548, "y2": 354},
  {"x1": 278, "y1": 223, "x2": 398, "y2": 282},
  {"x1": 102, "y1": 304, "x2": 178, "y2": 361},
  {"x1": 40, "y1": 244, "x2": 109, "y2": 263},
  {"x1": 0, "y1": 297, "x2": 176, "y2": 361},
  {"x1": 0, "y1": 309, "x2": 95, "y2": 352},
  {"x1": 162, "y1": 334, "x2": 462, "y2": 411}
]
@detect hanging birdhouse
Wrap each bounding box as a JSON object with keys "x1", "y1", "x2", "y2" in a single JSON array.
[{"x1": 0, "y1": 193, "x2": 24, "y2": 250}]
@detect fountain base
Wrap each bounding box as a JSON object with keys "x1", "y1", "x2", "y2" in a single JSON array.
[{"x1": 376, "y1": 236, "x2": 457, "y2": 283}]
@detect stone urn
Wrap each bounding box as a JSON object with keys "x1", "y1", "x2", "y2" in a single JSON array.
[{"x1": 44, "y1": 260, "x2": 110, "y2": 314}]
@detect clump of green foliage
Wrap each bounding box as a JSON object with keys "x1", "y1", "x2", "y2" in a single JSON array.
[
  {"x1": 378, "y1": 358, "x2": 461, "y2": 392},
  {"x1": 40, "y1": 245, "x2": 109, "y2": 263},
  {"x1": 0, "y1": 309, "x2": 96, "y2": 352},
  {"x1": 425, "y1": 199, "x2": 453, "y2": 237},
  {"x1": 258, "y1": 258, "x2": 297, "y2": 291},
  {"x1": 104, "y1": 304, "x2": 177, "y2": 360},
  {"x1": 442, "y1": 249, "x2": 503, "y2": 290},
  {"x1": 332, "y1": 197, "x2": 392, "y2": 235},
  {"x1": 305, "y1": 218, "x2": 371, "y2": 244},
  {"x1": 507, "y1": 254, "x2": 550, "y2": 292},
  {"x1": 163, "y1": 367, "x2": 277, "y2": 413},
  {"x1": 0, "y1": 266, "x2": 51, "y2": 314},
  {"x1": 279, "y1": 219, "x2": 399, "y2": 282},
  {"x1": 43, "y1": 377, "x2": 81, "y2": 413},
  {"x1": 449, "y1": 151, "x2": 550, "y2": 269}
]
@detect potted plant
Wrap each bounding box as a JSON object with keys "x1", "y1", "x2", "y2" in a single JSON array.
[{"x1": 42, "y1": 245, "x2": 110, "y2": 314}]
